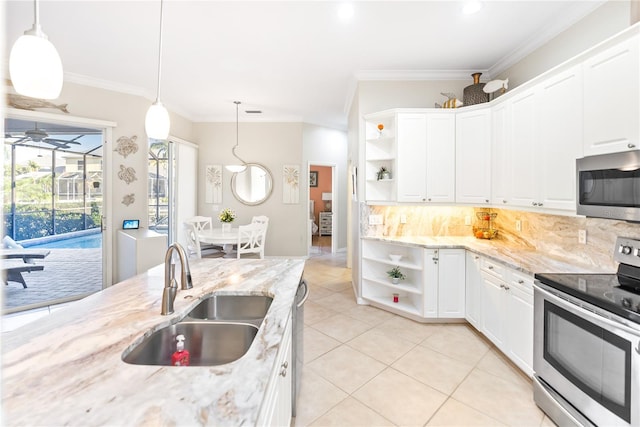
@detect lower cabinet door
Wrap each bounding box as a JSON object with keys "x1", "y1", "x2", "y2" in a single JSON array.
[
  {"x1": 480, "y1": 273, "x2": 507, "y2": 349},
  {"x1": 506, "y1": 281, "x2": 534, "y2": 376}
]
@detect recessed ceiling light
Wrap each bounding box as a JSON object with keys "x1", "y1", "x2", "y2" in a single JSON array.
[
  {"x1": 462, "y1": 1, "x2": 483, "y2": 15},
  {"x1": 337, "y1": 3, "x2": 354, "y2": 22}
]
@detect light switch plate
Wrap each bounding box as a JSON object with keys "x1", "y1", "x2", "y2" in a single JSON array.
[
  {"x1": 578, "y1": 229, "x2": 587, "y2": 244},
  {"x1": 400, "y1": 214, "x2": 407, "y2": 224},
  {"x1": 464, "y1": 215, "x2": 471, "y2": 226},
  {"x1": 516, "y1": 220, "x2": 522, "y2": 232},
  {"x1": 369, "y1": 215, "x2": 383, "y2": 225}
]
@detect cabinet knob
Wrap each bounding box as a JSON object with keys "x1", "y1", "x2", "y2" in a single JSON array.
[
  {"x1": 280, "y1": 368, "x2": 287, "y2": 377},
  {"x1": 532, "y1": 202, "x2": 537, "y2": 206},
  {"x1": 504, "y1": 285, "x2": 510, "y2": 290},
  {"x1": 502, "y1": 199, "x2": 507, "y2": 204},
  {"x1": 499, "y1": 284, "x2": 505, "y2": 289},
  {"x1": 488, "y1": 265, "x2": 494, "y2": 270},
  {"x1": 282, "y1": 361, "x2": 289, "y2": 369},
  {"x1": 485, "y1": 199, "x2": 489, "y2": 203},
  {"x1": 474, "y1": 256, "x2": 479, "y2": 260},
  {"x1": 538, "y1": 202, "x2": 543, "y2": 207},
  {"x1": 628, "y1": 143, "x2": 636, "y2": 149},
  {"x1": 518, "y1": 280, "x2": 524, "y2": 284},
  {"x1": 428, "y1": 198, "x2": 432, "y2": 202}
]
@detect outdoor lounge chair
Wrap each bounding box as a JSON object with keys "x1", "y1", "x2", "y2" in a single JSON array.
[{"x1": 1, "y1": 248, "x2": 50, "y2": 288}]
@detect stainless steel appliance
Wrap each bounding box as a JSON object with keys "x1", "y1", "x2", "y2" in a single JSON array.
[
  {"x1": 576, "y1": 151, "x2": 640, "y2": 222},
  {"x1": 533, "y1": 237, "x2": 640, "y2": 426},
  {"x1": 291, "y1": 278, "x2": 309, "y2": 417}
]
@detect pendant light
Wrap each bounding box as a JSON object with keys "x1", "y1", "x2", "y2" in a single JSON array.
[
  {"x1": 226, "y1": 101, "x2": 248, "y2": 173},
  {"x1": 145, "y1": 0, "x2": 170, "y2": 140},
  {"x1": 9, "y1": 0, "x2": 63, "y2": 99}
]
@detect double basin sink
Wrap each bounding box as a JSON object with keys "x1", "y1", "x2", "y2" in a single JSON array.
[{"x1": 122, "y1": 295, "x2": 272, "y2": 367}]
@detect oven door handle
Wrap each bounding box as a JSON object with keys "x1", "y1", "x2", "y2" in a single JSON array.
[{"x1": 534, "y1": 283, "x2": 640, "y2": 338}]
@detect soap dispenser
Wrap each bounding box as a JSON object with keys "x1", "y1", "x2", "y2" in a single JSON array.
[{"x1": 171, "y1": 334, "x2": 190, "y2": 366}]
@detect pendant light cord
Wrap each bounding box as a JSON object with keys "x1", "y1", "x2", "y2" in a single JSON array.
[
  {"x1": 232, "y1": 101, "x2": 247, "y2": 165},
  {"x1": 154, "y1": 0, "x2": 165, "y2": 103}
]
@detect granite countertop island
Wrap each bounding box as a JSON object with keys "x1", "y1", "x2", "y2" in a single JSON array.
[
  {"x1": 362, "y1": 235, "x2": 615, "y2": 275},
  {"x1": 2, "y1": 258, "x2": 305, "y2": 426}
]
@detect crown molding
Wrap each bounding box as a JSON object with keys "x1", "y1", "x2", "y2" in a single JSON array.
[
  {"x1": 354, "y1": 69, "x2": 492, "y2": 82},
  {"x1": 488, "y1": 0, "x2": 605, "y2": 77}
]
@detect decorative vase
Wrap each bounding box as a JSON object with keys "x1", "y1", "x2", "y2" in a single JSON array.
[
  {"x1": 463, "y1": 72, "x2": 490, "y2": 106},
  {"x1": 221, "y1": 222, "x2": 232, "y2": 233},
  {"x1": 392, "y1": 277, "x2": 400, "y2": 284}
]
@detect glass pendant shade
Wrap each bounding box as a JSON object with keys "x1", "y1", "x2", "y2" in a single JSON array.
[
  {"x1": 10, "y1": 31, "x2": 63, "y2": 99},
  {"x1": 226, "y1": 164, "x2": 247, "y2": 173},
  {"x1": 145, "y1": 100, "x2": 170, "y2": 140}
]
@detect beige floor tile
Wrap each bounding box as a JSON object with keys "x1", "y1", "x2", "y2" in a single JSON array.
[
  {"x1": 307, "y1": 345, "x2": 386, "y2": 394},
  {"x1": 314, "y1": 292, "x2": 358, "y2": 313},
  {"x1": 304, "y1": 301, "x2": 341, "y2": 326},
  {"x1": 420, "y1": 324, "x2": 491, "y2": 365},
  {"x1": 347, "y1": 328, "x2": 416, "y2": 365},
  {"x1": 426, "y1": 398, "x2": 506, "y2": 426},
  {"x1": 475, "y1": 348, "x2": 531, "y2": 387},
  {"x1": 353, "y1": 367, "x2": 448, "y2": 426},
  {"x1": 312, "y1": 313, "x2": 373, "y2": 343},
  {"x1": 309, "y1": 397, "x2": 394, "y2": 427},
  {"x1": 303, "y1": 326, "x2": 341, "y2": 363},
  {"x1": 375, "y1": 315, "x2": 442, "y2": 344},
  {"x1": 452, "y1": 369, "x2": 544, "y2": 426},
  {"x1": 293, "y1": 368, "x2": 348, "y2": 427},
  {"x1": 344, "y1": 304, "x2": 396, "y2": 326},
  {"x1": 306, "y1": 286, "x2": 334, "y2": 302},
  {"x1": 318, "y1": 279, "x2": 353, "y2": 293},
  {"x1": 393, "y1": 344, "x2": 475, "y2": 395}
]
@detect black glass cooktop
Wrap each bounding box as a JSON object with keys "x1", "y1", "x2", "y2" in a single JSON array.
[{"x1": 534, "y1": 272, "x2": 640, "y2": 324}]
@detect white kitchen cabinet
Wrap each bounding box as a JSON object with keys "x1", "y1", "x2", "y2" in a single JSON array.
[
  {"x1": 257, "y1": 311, "x2": 292, "y2": 427},
  {"x1": 364, "y1": 111, "x2": 397, "y2": 203},
  {"x1": 455, "y1": 109, "x2": 491, "y2": 205},
  {"x1": 116, "y1": 229, "x2": 167, "y2": 282},
  {"x1": 583, "y1": 35, "x2": 640, "y2": 156},
  {"x1": 464, "y1": 251, "x2": 483, "y2": 329},
  {"x1": 436, "y1": 249, "x2": 466, "y2": 318},
  {"x1": 506, "y1": 271, "x2": 534, "y2": 376},
  {"x1": 472, "y1": 253, "x2": 534, "y2": 377},
  {"x1": 423, "y1": 248, "x2": 439, "y2": 318},
  {"x1": 491, "y1": 101, "x2": 511, "y2": 206},
  {"x1": 537, "y1": 65, "x2": 583, "y2": 211},
  {"x1": 395, "y1": 111, "x2": 455, "y2": 203},
  {"x1": 509, "y1": 88, "x2": 538, "y2": 209},
  {"x1": 361, "y1": 240, "x2": 425, "y2": 318}
]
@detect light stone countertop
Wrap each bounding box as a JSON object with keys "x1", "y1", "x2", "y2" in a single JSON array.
[
  {"x1": 363, "y1": 236, "x2": 615, "y2": 275},
  {"x1": 2, "y1": 258, "x2": 305, "y2": 426}
]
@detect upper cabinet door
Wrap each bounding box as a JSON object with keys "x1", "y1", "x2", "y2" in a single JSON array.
[
  {"x1": 491, "y1": 102, "x2": 511, "y2": 206},
  {"x1": 456, "y1": 109, "x2": 492, "y2": 204},
  {"x1": 425, "y1": 113, "x2": 456, "y2": 203},
  {"x1": 583, "y1": 36, "x2": 640, "y2": 156},
  {"x1": 396, "y1": 113, "x2": 428, "y2": 202},
  {"x1": 509, "y1": 89, "x2": 538, "y2": 208},
  {"x1": 537, "y1": 65, "x2": 583, "y2": 211}
]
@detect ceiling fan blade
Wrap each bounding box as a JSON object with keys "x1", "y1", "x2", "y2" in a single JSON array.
[
  {"x1": 44, "y1": 137, "x2": 81, "y2": 145},
  {"x1": 43, "y1": 140, "x2": 71, "y2": 149}
]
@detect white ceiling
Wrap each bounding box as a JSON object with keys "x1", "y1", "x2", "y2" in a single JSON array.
[{"x1": 4, "y1": 1, "x2": 605, "y2": 130}]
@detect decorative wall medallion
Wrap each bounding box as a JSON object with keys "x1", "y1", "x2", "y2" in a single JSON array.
[
  {"x1": 283, "y1": 164, "x2": 300, "y2": 204},
  {"x1": 118, "y1": 165, "x2": 137, "y2": 184},
  {"x1": 114, "y1": 135, "x2": 138, "y2": 158},
  {"x1": 205, "y1": 165, "x2": 222, "y2": 204},
  {"x1": 122, "y1": 193, "x2": 135, "y2": 206}
]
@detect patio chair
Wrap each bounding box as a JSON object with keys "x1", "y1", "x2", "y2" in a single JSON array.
[{"x1": 1, "y1": 248, "x2": 50, "y2": 288}]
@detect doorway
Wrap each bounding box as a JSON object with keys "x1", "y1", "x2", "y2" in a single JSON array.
[
  {"x1": 309, "y1": 163, "x2": 336, "y2": 255},
  {"x1": 3, "y1": 112, "x2": 114, "y2": 314}
]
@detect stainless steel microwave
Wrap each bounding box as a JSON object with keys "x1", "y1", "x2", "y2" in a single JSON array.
[{"x1": 577, "y1": 151, "x2": 640, "y2": 222}]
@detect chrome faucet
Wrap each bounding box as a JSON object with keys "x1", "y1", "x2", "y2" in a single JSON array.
[{"x1": 161, "y1": 243, "x2": 193, "y2": 315}]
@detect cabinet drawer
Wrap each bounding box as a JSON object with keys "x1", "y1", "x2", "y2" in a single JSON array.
[
  {"x1": 481, "y1": 258, "x2": 506, "y2": 280},
  {"x1": 509, "y1": 271, "x2": 534, "y2": 295}
]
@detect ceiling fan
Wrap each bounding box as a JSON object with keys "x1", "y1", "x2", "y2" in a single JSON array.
[{"x1": 9, "y1": 125, "x2": 83, "y2": 149}]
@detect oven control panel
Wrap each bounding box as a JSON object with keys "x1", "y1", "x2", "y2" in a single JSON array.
[{"x1": 615, "y1": 237, "x2": 640, "y2": 267}]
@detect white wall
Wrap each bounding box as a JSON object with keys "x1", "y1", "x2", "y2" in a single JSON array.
[
  {"x1": 302, "y1": 124, "x2": 348, "y2": 251},
  {"x1": 496, "y1": 0, "x2": 633, "y2": 87},
  {"x1": 193, "y1": 121, "x2": 307, "y2": 256}
]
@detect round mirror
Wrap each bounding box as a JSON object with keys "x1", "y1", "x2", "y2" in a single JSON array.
[{"x1": 231, "y1": 163, "x2": 274, "y2": 206}]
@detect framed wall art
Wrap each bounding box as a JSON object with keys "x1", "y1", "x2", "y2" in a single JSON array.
[{"x1": 310, "y1": 171, "x2": 318, "y2": 187}]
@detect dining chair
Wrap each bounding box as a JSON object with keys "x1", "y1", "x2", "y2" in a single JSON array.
[
  {"x1": 236, "y1": 223, "x2": 266, "y2": 259},
  {"x1": 184, "y1": 216, "x2": 223, "y2": 259}
]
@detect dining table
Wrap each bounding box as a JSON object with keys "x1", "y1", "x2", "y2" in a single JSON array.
[{"x1": 197, "y1": 227, "x2": 246, "y2": 255}]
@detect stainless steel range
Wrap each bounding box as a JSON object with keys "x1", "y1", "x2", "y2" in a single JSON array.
[{"x1": 533, "y1": 237, "x2": 640, "y2": 427}]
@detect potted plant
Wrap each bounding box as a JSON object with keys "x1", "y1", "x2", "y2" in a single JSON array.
[
  {"x1": 387, "y1": 266, "x2": 406, "y2": 284},
  {"x1": 219, "y1": 208, "x2": 236, "y2": 233},
  {"x1": 377, "y1": 166, "x2": 391, "y2": 181}
]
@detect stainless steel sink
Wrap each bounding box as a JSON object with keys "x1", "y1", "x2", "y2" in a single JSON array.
[
  {"x1": 186, "y1": 295, "x2": 273, "y2": 322},
  {"x1": 122, "y1": 321, "x2": 258, "y2": 366}
]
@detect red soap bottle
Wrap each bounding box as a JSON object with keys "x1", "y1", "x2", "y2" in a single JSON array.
[{"x1": 171, "y1": 334, "x2": 190, "y2": 366}]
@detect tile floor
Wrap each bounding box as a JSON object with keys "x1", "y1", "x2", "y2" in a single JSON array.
[{"x1": 297, "y1": 249, "x2": 554, "y2": 427}]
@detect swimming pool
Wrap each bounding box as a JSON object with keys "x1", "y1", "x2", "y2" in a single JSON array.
[{"x1": 27, "y1": 233, "x2": 103, "y2": 249}]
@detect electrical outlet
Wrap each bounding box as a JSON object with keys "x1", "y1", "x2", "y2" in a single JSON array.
[
  {"x1": 464, "y1": 215, "x2": 471, "y2": 226},
  {"x1": 400, "y1": 214, "x2": 407, "y2": 224},
  {"x1": 369, "y1": 214, "x2": 383, "y2": 225},
  {"x1": 578, "y1": 229, "x2": 587, "y2": 244},
  {"x1": 515, "y1": 220, "x2": 522, "y2": 232}
]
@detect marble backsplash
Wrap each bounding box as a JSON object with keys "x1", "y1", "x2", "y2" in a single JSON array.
[{"x1": 362, "y1": 204, "x2": 640, "y2": 271}]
